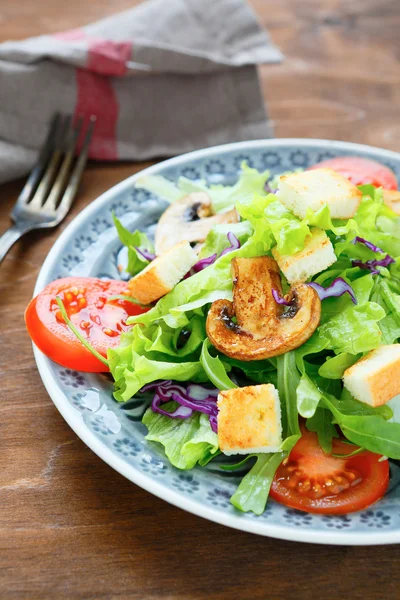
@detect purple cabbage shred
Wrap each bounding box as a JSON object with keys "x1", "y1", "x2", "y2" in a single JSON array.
[
  {"x1": 307, "y1": 277, "x2": 358, "y2": 304},
  {"x1": 272, "y1": 289, "x2": 294, "y2": 307},
  {"x1": 135, "y1": 246, "x2": 156, "y2": 262},
  {"x1": 352, "y1": 236, "x2": 384, "y2": 254},
  {"x1": 140, "y1": 380, "x2": 219, "y2": 432},
  {"x1": 188, "y1": 232, "x2": 241, "y2": 276},
  {"x1": 220, "y1": 231, "x2": 241, "y2": 256},
  {"x1": 351, "y1": 237, "x2": 394, "y2": 274},
  {"x1": 264, "y1": 178, "x2": 278, "y2": 194}
]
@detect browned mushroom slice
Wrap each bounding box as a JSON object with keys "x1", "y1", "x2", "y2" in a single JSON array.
[
  {"x1": 154, "y1": 191, "x2": 238, "y2": 255},
  {"x1": 206, "y1": 256, "x2": 321, "y2": 361}
]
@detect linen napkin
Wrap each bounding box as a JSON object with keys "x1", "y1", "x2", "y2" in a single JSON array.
[{"x1": 0, "y1": 0, "x2": 282, "y2": 184}]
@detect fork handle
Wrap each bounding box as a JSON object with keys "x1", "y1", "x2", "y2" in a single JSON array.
[{"x1": 0, "y1": 224, "x2": 31, "y2": 265}]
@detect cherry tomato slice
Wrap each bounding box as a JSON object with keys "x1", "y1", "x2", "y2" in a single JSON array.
[
  {"x1": 310, "y1": 156, "x2": 398, "y2": 190},
  {"x1": 270, "y1": 430, "x2": 389, "y2": 514},
  {"x1": 25, "y1": 277, "x2": 149, "y2": 372}
]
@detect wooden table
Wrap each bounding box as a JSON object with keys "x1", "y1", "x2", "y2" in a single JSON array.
[{"x1": 1, "y1": 1, "x2": 399, "y2": 598}]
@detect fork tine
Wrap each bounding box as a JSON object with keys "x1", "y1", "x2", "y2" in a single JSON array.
[
  {"x1": 29, "y1": 115, "x2": 70, "y2": 210},
  {"x1": 56, "y1": 116, "x2": 96, "y2": 219},
  {"x1": 17, "y1": 113, "x2": 61, "y2": 205},
  {"x1": 42, "y1": 116, "x2": 84, "y2": 212}
]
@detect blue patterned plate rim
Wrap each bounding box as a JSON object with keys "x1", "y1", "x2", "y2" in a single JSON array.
[{"x1": 32, "y1": 138, "x2": 400, "y2": 545}]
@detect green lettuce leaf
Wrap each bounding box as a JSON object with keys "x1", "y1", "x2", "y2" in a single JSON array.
[
  {"x1": 276, "y1": 352, "x2": 301, "y2": 437},
  {"x1": 371, "y1": 279, "x2": 400, "y2": 344},
  {"x1": 108, "y1": 325, "x2": 207, "y2": 401},
  {"x1": 113, "y1": 214, "x2": 154, "y2": 276},
  {"x1": 318, "y1": 353, "x2": 360, "y2": 379},
  {"x1": 200, "y1": 339, "x2": 236, "y2": 391},
  {"x1": 296, "y1": 373, "x2": 323, "y2": 419},
  {"x1": 230, "y1": 453, "x2": 285, "y2": 515},
  {"x1": 135, "y1": 163, "x2": 270, "y2": 214},
  {"x1": 240, "y1": 193, "x2": 358, "y2": 257},
  {"x1": 306, "y1": 407, "x2": 338, "y2": 454},
  {"x1": 322, "y1": 393, "x2": 400, "y2": 458},
  {"x1": 143, "y1": 402, "x2": 219, "y2": 469}
]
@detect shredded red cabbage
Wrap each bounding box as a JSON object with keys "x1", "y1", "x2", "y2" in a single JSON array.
[
  {"x1": 351, "y1": 237, "x2": 395, "y2": 274},
  {"x1": 264, "y1": 178, "x2": 278, "y2": 194},
  {"x1": 352, "y1": 256, "x2": 395, "y2": 274},
  {"x1": 140, "y1": 380, "x2": 219, "y2": 432},
  {"x1": 135, "y1": 246, "x2": 156, "y2": 262},
  {"x1": 307, "y1": 277, "x2": 358, "y2": 304},
  {"x1": 352, "y1": 236, "x2": 384, "y2": 254},
  {"x1": 189, "y1": 232, "x2": 241, "y2": 276},
  {"x1": 220, "y1": 231, "x2": 241, "y2": 256},
  {"x1": 272, "y1": 289, "x2": 294, "y2": 307},
  {"x1": 191, "y1": 253, "x2": 218, "y2": 273}
]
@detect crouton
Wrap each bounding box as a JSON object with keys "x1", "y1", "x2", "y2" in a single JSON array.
[
  {"x1": 277, "y1": 168, "x2": 362, "y2": 219},
  {"x1": 217, "y1": 384, "x2": 282, "y2": 455},
  {"x1": 128, "y1": 240, "x2": 197, "y2": 305},
  {"x1": 343, "y1": 344, "x2": 400, "y2": 407},
  {"x1": 383, "y1": 189, "x2": 400, "y2": 216},
  {"x1": 272, "y1": 228, "x2": 337, "y2": 284}
]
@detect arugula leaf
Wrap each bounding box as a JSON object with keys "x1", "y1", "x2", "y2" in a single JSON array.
[
  {"x1": 318, "y1": 352, "x2": 360, "y2": 380},
  {"x1": 230, "y1": 452, "x2": 286, "y2": 515},
  {"x1": 296, "y1": 373, "x2": 323, "y2": 418},
  {"x1": 306, "y1": 407, "x2": 338, "y2": 453},
  {"x1": 200, "y1": 339, "x2": 237, "y2": 391},
  {"x1": 276, "y1": 352, "x2": 301, "y2": 437},
  {"x1": 322, "y1": 394, "x2": 400, "y2": 458}
]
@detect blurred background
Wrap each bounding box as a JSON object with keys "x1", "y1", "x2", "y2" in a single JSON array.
[{"x1": 1, "y1": 0, "x2": 399, "y2": 149}]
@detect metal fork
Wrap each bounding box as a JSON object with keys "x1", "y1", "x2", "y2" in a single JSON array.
[{"x1": 0, "y1": 114, "x2": 95, "y2": 264}]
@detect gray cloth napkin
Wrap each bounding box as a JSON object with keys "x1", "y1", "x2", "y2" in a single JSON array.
[{"x1": 0, "y1": 0, "x2": 282, "y2": 184}]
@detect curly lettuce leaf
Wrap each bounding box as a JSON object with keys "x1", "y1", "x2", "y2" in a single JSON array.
[
  {"x1": 314, "y1": 275, "x2": 386, "y2": 354},
  {"x1": 143, "y1": 402, "x2": 218, "y2": 469},
  {"x1": 128, "y1": 210, "x2": 274, "y2": 330},
  {"x1": 135, "y1": 163, "x2": 270, "y2": 214},
  {"x1": 108, "y1": 324, "x2": 207, "y2": 401},
  {"x1": 198, "y1": 221, "x2": 253, "y2": 259},
  {"x1": 239, "y1": 193, "x2": 357, "y2": 256}
]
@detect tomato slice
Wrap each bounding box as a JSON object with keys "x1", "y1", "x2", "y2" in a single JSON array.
[
  {"x1": 310, "y1": 156, "x2": 398, "y2": 190},
  {"x1": 270, "y1": 430, "x2": 389, "y2": 514},
  {"x1": 25, "y1": 277, "x2": 149, "y2": 372}
]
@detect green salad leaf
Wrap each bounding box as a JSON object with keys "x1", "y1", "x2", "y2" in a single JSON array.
[
  {"x1": 143, "y1": 402, "x2": 219, "y2": 469},
  {"x1": 106, "y1": 162, "x2": 400, "y2": 516},
  {"x1": 113, "y1": 214, "x2": 154, "y2": 276}
]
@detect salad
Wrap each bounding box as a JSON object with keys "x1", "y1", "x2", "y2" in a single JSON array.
[{"x1": 25, "y1": 155, "x2": 400, "y2": 516}]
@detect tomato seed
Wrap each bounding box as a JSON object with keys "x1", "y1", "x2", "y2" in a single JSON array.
[
  {"x1": 78, "y1": 298, "x2": 87, "y2": 308},
  {"x1": 55, "y1": 310, "x2": 64, "y2": 323},
  {"x1": 103, "y1": 328, "x2": 119, "y2": 337}
]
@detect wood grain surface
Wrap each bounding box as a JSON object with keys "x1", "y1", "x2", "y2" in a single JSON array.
[{"x1": 1, "y1": 1, "x2": 399, "y2": 598}]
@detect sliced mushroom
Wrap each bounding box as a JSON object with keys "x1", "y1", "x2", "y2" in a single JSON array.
[
  {"x1": 155, "y1": 192, "x2": 238, "y2": 255},
  {"x1": 206, "y1": 256, "x2": 321, "y2": 361}
]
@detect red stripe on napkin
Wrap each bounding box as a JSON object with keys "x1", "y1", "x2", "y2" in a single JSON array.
[
  {"x1": 75, "y1": 69, "x2": 118, "y2": 160},
  {"x1": 54, "y1": 29, "x2": 132, "y2": 160},
  {"x1": 87, "y1": 40, "x2": 132, "y2": 76}
]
